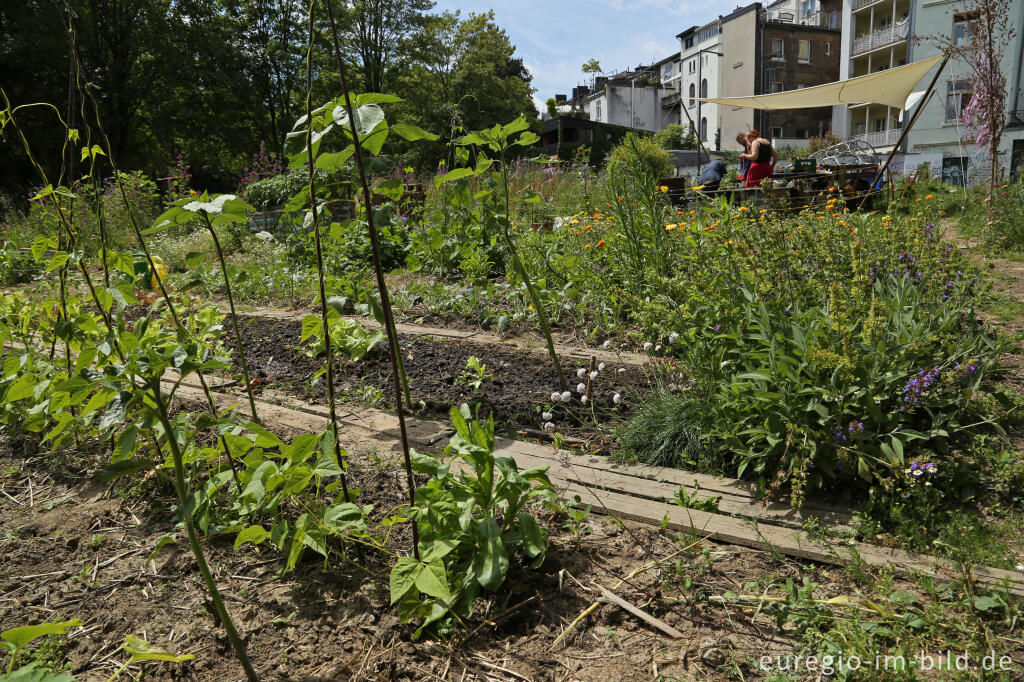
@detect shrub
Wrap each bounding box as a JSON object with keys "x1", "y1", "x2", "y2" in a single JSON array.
[
  {"x1": 244, "y1": 166, "x2": 354, "y2": 210},
  {"x1": 606, "y1": 133, "x2": 673, "y2": 180}
]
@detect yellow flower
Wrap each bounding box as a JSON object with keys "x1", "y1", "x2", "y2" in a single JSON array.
[
  {"x1": 666, "y1": 224, "x2": 678, "y2": 230},
  {"x1": 692, "y1": 184, "x2": 705, "y2": 191},
  {"x1": 660, "y1": 185, "x2": 669, "y2": 193},
  {"x1": 738, "y1": 206, "x2": 749, "y2": 212}
]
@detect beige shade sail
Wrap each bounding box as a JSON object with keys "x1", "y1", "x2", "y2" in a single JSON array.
[{"x1": 697, "y1": 55, "x2": 944, "y2": 110}]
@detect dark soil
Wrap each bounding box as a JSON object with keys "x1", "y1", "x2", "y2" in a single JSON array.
[{"x1": 233, "y1": 315, "x2": 652, "y2": 439}]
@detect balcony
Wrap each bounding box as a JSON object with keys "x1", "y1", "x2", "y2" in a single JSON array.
[
  {"x1": 852, "y1": 128, "x2": 901, "y2": 148},
  {"x1": 853, "y1": 0, "x2": 887, "y2": 11},
  {"x1": 661, "y1": 92, "x2": 681, "y2": 109},
  {"x1": 851, "y1": 21, "x2": 909, "y2": 55}
]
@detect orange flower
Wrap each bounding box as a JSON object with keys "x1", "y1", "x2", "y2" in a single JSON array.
[
  {"x1": 584, "y1": 243, "x2": 591, "y2": 248},
  {"x1": 597, "y1": 239, "x2": 606, "y2": 247},
  {"x1": 925, "y1": 194, "x2": 934, "y2": 199},
  {"x1": 915, "y1": 197, "x2": 922, "y2": 202},
  {"x1": 593, "y1": 212, "x2": 600, "y2": 219}
]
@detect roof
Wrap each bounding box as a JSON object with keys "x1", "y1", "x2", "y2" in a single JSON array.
[
  {"x1": 720, "y1": 2, "x2": 761, "y2": 24},
  {"x1": 675, "y1": 25, "x2": 699, "y2": 39}
]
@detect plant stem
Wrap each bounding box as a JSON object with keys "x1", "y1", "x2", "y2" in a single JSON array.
[
  {"x1": 500, "y1": 154, "x2": 567, "y2": 391},
  {"x1": 301, "y1": 0, "x2": 353, "y2": 503},
  {"x1": 202, "y1": 214, "x2": 260, "y2": 424},
  {"x1": 322, "y1": 0, "x2": 419, "y2": 557},
  {"x1": 151, "y1": 382, "x2": 259, "y2": 682}
]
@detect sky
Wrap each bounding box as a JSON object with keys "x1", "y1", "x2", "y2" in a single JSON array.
[{"x1": 431, "y1": 0, "x2": 738, "y2": 111}]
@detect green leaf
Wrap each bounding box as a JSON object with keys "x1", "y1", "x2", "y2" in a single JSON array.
[
  {"x1": 300, "y1": 315, "x2": 323, "y2": 344},
  {"x1": 355, "y1": 93, "x2": 403, "y2": 106},
  {"x1": 972, "y1": 596, "x2": 1002, "y2": 612},
  {"x1": 122, "y1": 634, "x2": 195, "y2": 663},
  {"x1": 516, "y1": 131, "x2": 540, "y2": 147},
  {"x1": 234, "y1": 525, "x2": 268, "y2": 549},
  {"x1": 420, "y1": 537, "x2": 459, "y2": 563},
  {"x1": 375, "y1": 179, "x2": 405, "y2": 202},
  {"x1": 856, "y1": 457, "x2": 872, "y2": 483},
  {"x1": 184, "y1": 251, "x2": 205, "y2": 268},
  {"x1": 2, "y1": 620, "x2": 82, "y2": 652},
  {"x1": 517, "y1": 513, "x2": 546, "y2": 559},
  {"x1": 1, "y1": 663, "x2": 77, "y2": 682},
  {"x1": 145, "y1": 534, "x2": 178, "y2": 570},
  {"x1": 391, "y1": 123, "x2": 438, "y2": 141},
  {"x1": 390, "y1": 556, "x2": 421, "y2": 604},
  {"x1": 435, "y1": 168, "x2": 475, "y2": 188},
  {"x1": 415, "y1": 560, "x2": 451, "y2": 602},
  {"x1": 472, "y1": 517, "x2": 509, "y2": 591}
]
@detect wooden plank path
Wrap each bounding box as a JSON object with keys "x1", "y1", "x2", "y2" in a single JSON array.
[
  {"x1": 167, "y1": 378, "x2": 1024, "y2": 597},
  {"x1": 226, "y1": 305, "x2": 649, "y2": 367}
]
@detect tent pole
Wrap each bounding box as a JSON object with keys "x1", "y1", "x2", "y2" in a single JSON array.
[{"x1": 872, "y1": 53, "x2": 950, "y2": 189}]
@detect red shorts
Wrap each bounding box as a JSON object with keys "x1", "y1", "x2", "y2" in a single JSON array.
[{"x1": 745, "y1": 162, "x2": 773, "y2": 188}]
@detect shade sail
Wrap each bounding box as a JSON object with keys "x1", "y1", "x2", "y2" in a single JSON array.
[{"x1": 697, "y1": 55, "x2": 943, "y2": 110}]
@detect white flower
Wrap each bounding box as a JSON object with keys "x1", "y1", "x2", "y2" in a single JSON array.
[
  {"x1": 618, "y1": 367, "x2": 626, "y2": 373},
  {"x1": 560, "y1": 391, "x2": 571, "y2": 402},
  {"x1": 589, "y1": 371, "x2": 598, "y2": 381},
  {"x1": 613, "y1": 393, "x2": 621, "y2": 404},
  {"x1": 543, "y1": 421, "x2": 555, "y2": 432},
  {"x1": 668, "y1": 332, "x2": 679, "y2": 343},
  {"x1": 602, "y1": 340, "x2": 611, "y2": 348},
  {"x1": 542, "y1": 411, "x2": 553, "y2": 421},
  {"x1": 254, "y1": 231, "x2": 275, "y2": 242},
  {"x1": 577, "y1": 367, "x2": 586, "y2": 378},
  {"x1": 720, "y1": 361, "x2": 729, "y2": 368},
  {"x1": 598, "y1": 362, "x2": 606, "y2": 371},
  {"x1": 643, "y1": 342, "x2": 653, "y2": 351},
  {"x1": 577, "y1": 382, "x2": 587, "y2": 393},
  {"x1": 1017, "y1": 563, "x2": 1024, "y2": 572},
  {"x1": 581, "y1": 395, "x2": 587, "y2": 404},
  {"x1": 655, "y1": 345, "x2": 662, "y2": 351},
  {"x1": 551, "y1": 392, "x2": 561, "y2": 402}
]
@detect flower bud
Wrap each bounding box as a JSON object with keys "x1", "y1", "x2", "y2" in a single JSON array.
[
  {"x1": 543, "y1": 421, "x2": 555, "y2": 432},
  {"x1": 542, "y1": 411, "x2": 553, "y2": 421},
  {"x1": 577, "y1": 382, "x2": 587, "y2": 393},
  {"x1": 560, "y1": 391, "x2": 571, "y2": 402}
]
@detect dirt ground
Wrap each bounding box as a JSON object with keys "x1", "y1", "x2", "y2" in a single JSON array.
[{"x1": 0, "y1": 424, "x2": 836, "y2": 682}]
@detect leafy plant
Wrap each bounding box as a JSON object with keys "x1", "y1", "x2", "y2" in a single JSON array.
[
  {"x1": 391, "y1": 405, "x2": 555, "y2": 636},
  {"x1": 457, "y1": 356, "x2": 492, "y2": 390}
]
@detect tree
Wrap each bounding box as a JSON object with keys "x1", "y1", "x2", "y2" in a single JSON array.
[
  {"x1": 582, "y1": 58, "x2": 602, "y2": 75},
  {"x1": 931, "y1": 0, "x2": 1016, "y2": 194},
  {"x1": 342, "y1": 0, "x2": 434, "y2": 93},
  {"x1": 395, "y1": 10, "x2": 537, "y2": 170}
]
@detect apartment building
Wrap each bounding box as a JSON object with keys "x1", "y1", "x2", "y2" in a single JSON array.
[
  {"x1": 579, "y1": 62, "x2": 674, "y2": 132},
  {"x1": 680, "y1": 1, "x2": 842, "y2": 151},
  {"x1": 833, "y1": 0, "x2": 1024, "y2": 182}
]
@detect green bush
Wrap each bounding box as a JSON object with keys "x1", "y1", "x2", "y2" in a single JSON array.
[
  {"x1": 653, "y1": 124, "x2": 697, "y2": 151},
  {"x1": 244, "y1": 166, "x2": 354, "y2": 210},
  {"x1": 606, "y1": 133, "x2": 673, "y2": 180}
]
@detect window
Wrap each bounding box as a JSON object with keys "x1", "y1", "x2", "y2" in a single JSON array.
[
  {"x1": 800, "y1": 0, "x2": 815, "y2": 18},
  {"x1": 698, "y1": 26, "x2": 718, "y2": 42},
  {"x1": 825, "y1": 42, "x2": 831, "y2": 56},
  {"x1": 946, "y1": 79, "x2": 972, "y2": 122},
  {"x1": 685, "y1": 37, "x2": 694, "y2": 49},
  {"x1": 771, "y1": 81, "x2": 785, "y2": 93},
  {"x1": 689, "y1": 59, "x2": 696, "y2": 73},
  {"x1": 796, "y1": 128, "x2": 808, "y2": 138},
  {"x1": 797, "y1": 84, "x2": 809, "y2": 89},
  {"x1": 700, "y1": 117, "x2": 708, "y2": 141},
  {"x1": 873, "y1": 117, "x2": 886, "y2": 133},
  {"x1": 771, "y1": 127, "x2": 783, "y2": 139},
  {"x1": 596, "y1": 100, "x2": 602, "y2": 120},
  {"x1": 953, "y1": 11, "x2": 978, "y2": 46},
  {"x1": 798, "y1": 40, "x2": 811, "y2": 63},
  {"x1": 700, "y1": 78, "x2": 708, "y2": 98},
  {"x1": 771, "y1": 38, "x2": 785, "y2": 60},
  {"x1": 688, "y1": 83, "x2": 696, "y2": 107}
]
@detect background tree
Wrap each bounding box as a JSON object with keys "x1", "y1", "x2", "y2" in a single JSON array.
[{"x1": 341, "y1": 0, "x2": 434, "y2": 94}]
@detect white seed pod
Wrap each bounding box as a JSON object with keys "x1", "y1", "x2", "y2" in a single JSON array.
[
  {"x1": 542, "y1": 411, "x2": 553, "y2": 421},
  {"x1": 655, "y1": 345, "x2": 662, "y2": 352},
  {"x1": 602, "y1": 340, "x2": 611, "y2": 348},
  {"x1": 543, "y1": 421, "x2": 555, "y2": 432},
  {"x1": 577, "y1": 382, "x2": 587, "y2": 393},
  {"x1": 580, "y1": 395, "x2": 587, "y2": 404},
  {"x1": 577, "y1": 368, "x2": 586, "y2": 378},
  {"x1": 598, "y1": 362, "x2": 606, "y2": 371},
  {"x1": 613, "y1": 393, "x2": 622, "y2": 404},
  {"x1": 560, "y1": 391, "x2": 572, "y2": 402},
  {"x1": 643, "y1": 342, "x2": 653, "y2": 351},
  {"x1": 551, "y1": 392, "x2": 561, "y2": 402},
  {"x1": 618, "y1": 367, "x2": 626, "y2": 373},
  {"x1": 589, "y1": 371, "x2": 598, "y2": 381}
]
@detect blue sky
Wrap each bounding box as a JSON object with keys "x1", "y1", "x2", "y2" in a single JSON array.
[{"x1": 431, "y1": 0, "x2": 737, "y2": 110}]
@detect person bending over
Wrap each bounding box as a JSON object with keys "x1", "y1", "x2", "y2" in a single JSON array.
[
  {"x1": 740, "y1": 130, "x2": 777, "y2": 188},
  {"x1": 697, "y1": 157, "x2": 727, "y2": 193},
  {"x1": 736, "y1": 132, "x2": 751, "y2": 182}
]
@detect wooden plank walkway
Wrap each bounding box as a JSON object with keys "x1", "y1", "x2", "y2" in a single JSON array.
[{"x1": 167, "y1": 378, "x2": 1024, "y2": 596}]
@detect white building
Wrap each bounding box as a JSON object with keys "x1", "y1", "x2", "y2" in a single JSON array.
[
  {"x1": 678, "y1": 20, "x2": 724, "y2": 147},
  {"x1": 583, "y1": 63, "x2": 673, "y2": 132}
]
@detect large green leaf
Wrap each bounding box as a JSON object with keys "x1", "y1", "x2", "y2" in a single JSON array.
[
  {"x1": 2, "y1": 620, "x2": 82, "y2": 652},
  {"x1": 122, "y1": 634, "x2": 194, "y2": 663},
  {"x1": 390, "y1": 556, "x2": 421, "y2": 604},
  {"x1": 517, "y1": 513, "x2": 547, "y2": 559},
  {"x1": 391, "y1": 123, "x2": 438, "y2": 142},
  {"x1": 415, "y1": 560, "x2": 451, "y2": 602},
  {"x1": 472, "y1": 518, "x2": 509, "y2": 590},
  {"x1": 234, "y1": 525, "x2": 267, "y2": 549},
  {"x1": 435, "y1": 167, "x2": 475, "y2": 188}
]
